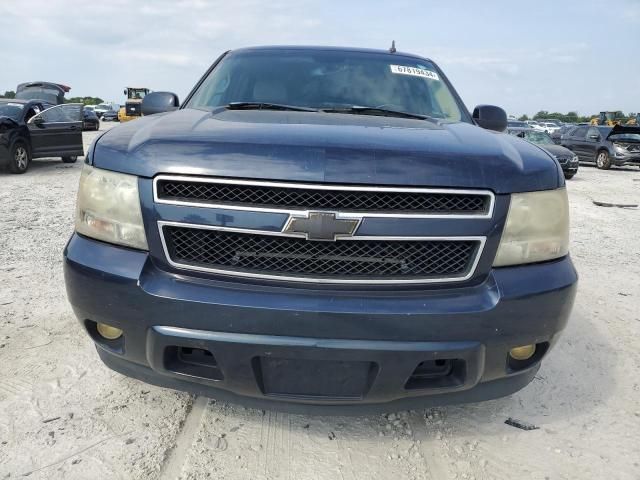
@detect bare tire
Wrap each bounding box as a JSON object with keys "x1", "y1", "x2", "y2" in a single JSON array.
[
  {"x1": 62, "y1": 156, "x2": 78, "y2": 164},
  {"x1": 595, "y1": 150, "x2": 611, "y2": 170},
  {"x1": 9, "y1": 142, "x2": 30, "y2": 174},
  {"x1": 564, "y1": 172, "x2": 575, "y2": 180}
]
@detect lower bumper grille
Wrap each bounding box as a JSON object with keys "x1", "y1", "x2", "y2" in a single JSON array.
[{"x1": 161, "y1": 225, "x2": 481, "y2": 283}]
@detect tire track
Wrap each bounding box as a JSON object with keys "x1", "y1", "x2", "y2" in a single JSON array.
[{"x1": 159, "y1": 395, "x2": 208, "y2": 480}]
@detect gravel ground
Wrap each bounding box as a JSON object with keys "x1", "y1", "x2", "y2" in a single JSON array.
[{"x1": 1, "y1": 125, "x2": 639, "y2": 479}]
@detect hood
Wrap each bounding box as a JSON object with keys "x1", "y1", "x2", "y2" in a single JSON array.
[
  {"x1": 0, "y1": 116, "x2": 18, "y2": 130},
  {"x1": 93, "y1": 108, "x2": 562, "y2": 194},
  {"x1": 607, "y1": 124, "x2": 640, "y2": 139},
  {"x1": 539, "y1": 144, "x2": 574, "y2": 158}
]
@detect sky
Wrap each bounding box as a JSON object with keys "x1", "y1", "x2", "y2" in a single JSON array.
[{"x1": 0, "y1": 0, "x2": 637, "y2": 118}]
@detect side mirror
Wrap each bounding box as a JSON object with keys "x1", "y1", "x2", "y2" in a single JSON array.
[
  {"x1": 472, "y1": 105, "x2": 508, "y2": 132},
  {"x1": 142, "y1": 92, "x2": 180, "y2": 116},
  {"x1": 30, "y1": 116, "x2": 45, "y2": 126}
]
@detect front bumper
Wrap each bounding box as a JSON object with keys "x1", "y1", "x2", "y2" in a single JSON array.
[
  {"x1": 64, "y1": 234, "x2": 577, "y2": 412},
  {"x1": 613, "y1": 152, "x2": 640, "y2": 166}
]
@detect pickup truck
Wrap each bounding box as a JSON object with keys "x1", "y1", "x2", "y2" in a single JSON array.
[{"x1": 64, "y1": 46, "x2": 577, "y2": 413}]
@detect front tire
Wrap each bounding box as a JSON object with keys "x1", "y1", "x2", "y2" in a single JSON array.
[
  {"x1": 9, "y1": 142, "x2": 30, "y2": 174},
  {"x1": 595, "y1": 150, "x2": 611, "y2": 169},
  {"x1": 61, "y1": 156, "x2": 78, "y2": 164},
  {"x1": 564, "y1": 172, "x2": 575, "y2": 180}
]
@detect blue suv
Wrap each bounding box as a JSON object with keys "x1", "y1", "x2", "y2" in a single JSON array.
[{"x1": 64, "y1": 46, "x2": 577, "y2": 412}]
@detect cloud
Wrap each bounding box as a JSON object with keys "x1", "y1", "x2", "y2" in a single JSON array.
[
  {"x1": 0, "y1": 0, "x2": 637, "y2": 116},
  {"x1": 445, "y1": 56, "x2": 520, "y2": 76}
]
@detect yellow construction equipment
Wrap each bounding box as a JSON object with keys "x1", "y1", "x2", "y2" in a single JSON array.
[
  {"x1": 118, "y1": 87, "x2": 150, "y2": 122},
  {"x1": 590, "y1": 111, "x2": 626, "y2": 126}
]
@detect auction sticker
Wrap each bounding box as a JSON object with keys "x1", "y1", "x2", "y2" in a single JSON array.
[{"x1": 390, "y1": 65, "x2": 440, "y2": 81}]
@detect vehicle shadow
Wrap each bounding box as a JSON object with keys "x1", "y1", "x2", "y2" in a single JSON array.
[
  {"x1": 578, "y1": 162, "x2": 639, "y2": 173},
  {"x1": 206, "y1": 305, "x2": 611, "y2": 439},
  {"x1": 0, "y1": 158, "x2": 83, "y2": 176}
]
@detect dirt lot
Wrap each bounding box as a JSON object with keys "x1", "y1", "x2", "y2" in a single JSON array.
[{"x1": 1, "y1": 125, "x2": 639, "y2": 479}]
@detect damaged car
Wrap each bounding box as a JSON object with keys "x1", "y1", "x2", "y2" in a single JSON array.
[
  {"x1": 15, "y1": 81, "x2": 71, "y2": 105},
  {"x1": 0, "y1": 99, "x2": 84, "y2": 173},
  {"x1": 562, "y1": 125, "x2": 640, "y2": 169}
]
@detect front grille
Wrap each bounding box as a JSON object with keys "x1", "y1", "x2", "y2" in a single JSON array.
[
  {"x1": 156, "y1": 178, "x2": 491, "y2": 215},
  {"x1": 162, "y1": 226, "x2": 480, "y2": 283}
]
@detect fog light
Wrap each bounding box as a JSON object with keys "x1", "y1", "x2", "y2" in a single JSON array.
[
  {"x1": 96, "y1": 323, "x2": 123, "y2": 340},
  {"x1": 509, "y1": 344, "x2": 536, "y2": 361}
]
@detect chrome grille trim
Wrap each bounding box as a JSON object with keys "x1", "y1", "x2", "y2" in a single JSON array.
[
  {"x1": 153, "y1": 175, "x2": 496, "y2": 219},
  {"x1": 158, "y1": 221, "x2": 487, "y2": 285}
]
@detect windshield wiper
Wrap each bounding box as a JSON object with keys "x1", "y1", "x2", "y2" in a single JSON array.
[
  {"x1": 321, "y1": 106, "x2": 432, "y2": 121},
  {"x1": 226, "y1": 102, "x2": 318, "y2": 112}
]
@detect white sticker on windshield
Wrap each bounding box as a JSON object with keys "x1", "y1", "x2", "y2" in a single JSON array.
[
  {"x1": 390, "y1": 65, "x2": 440, "y2": 81},
  {"x1": 7, "y1": 103, "x2": 24, "y2": 108}
]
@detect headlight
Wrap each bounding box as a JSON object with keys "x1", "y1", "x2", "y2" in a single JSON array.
[
  {"x1": 75, "y1": 165, "x2": 148, "y2": 250},
  {"x1": 493, "y1": 188, "x2": 569, "y2": 267}
]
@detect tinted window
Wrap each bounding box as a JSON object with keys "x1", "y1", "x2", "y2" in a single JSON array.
[
  {"x1": 572, "y1": 127, "x2": 588, "y2": 139},
  {"x1": 598, "y1": 126, "x2": 612, "y2": 137},
  {"x1": 0, "y1": 102, "x2": 25, "y2": 121},
  {"x1": 15, "y1": 87, "x2": 61, "y2": 104},
  {"x1": 507, "y1": 121, "x2": 527, "y2": 128},
  {"x1": 187, "y1": 50, "x2": 467, "y2": 122},
  {"x1": 587, "y1": 127, "x2": 601, "y2": 139},
  {"x1": 33, "y1": 104, "x2": 82, "y2": 123}
]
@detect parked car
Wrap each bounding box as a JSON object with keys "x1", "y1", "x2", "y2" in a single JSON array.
[
  {"x1": 101, "y1": 110, "x2": 119, "y2": 122},
  {"x1": 0, "y1": 99, "x2": 84, "y2": 173},
  {"x1": 508, "y1": 128, "x2": 579, "y2": 179},
  {"x1": 550, "y1": 124, "x2": 576, "y2": 144},
  {"x1": 507, "y1": 120, "x2": 530, "y2": 129},
  {"x1": 64, "y1": 46, "x2": 576, "y2": 412},
  {"x1": 539, "y1": 122, "x2": 561, "y2": 134},
  {"x1": 562, "y1": 125, "x2": 640, "y2": 169},
  {"x1": 540, "y1": 119, "x2": 563, "y2": 127},
  {"x1": 526, "y1": 120, "x2": 546, "y2": 132},
  {"x1": 83, "y1": 108, "x2": 100, "y2": 131},
  {"x1": 94, "y1": 103, "x2": 117, "y2": 118}
]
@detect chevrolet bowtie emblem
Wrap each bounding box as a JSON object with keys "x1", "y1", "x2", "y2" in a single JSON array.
[{"x1": 283, "y1": 212, "x2": 360, "y2": 241}]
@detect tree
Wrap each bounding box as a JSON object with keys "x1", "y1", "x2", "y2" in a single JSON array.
[
  {"x1": 533, "y1": 111, "x2": 549, "y2": 120},
  {"x1": 65, "y1": 96, "x2": 104, "y2": 105},
  {"x1": 2, "y1": 90, "x2": 15, "y2": 98},
  {"x1": 518, "y1": 114, "x2": 529, "y2": 121}
]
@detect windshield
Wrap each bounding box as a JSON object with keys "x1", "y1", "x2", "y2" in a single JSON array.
[
  {"x1": 0, "y1": 102, "x2": 25, "y2": 120},
  {"x1": 524, "y1": 131, "x2": 554, "y2": 145},
  {"x1": 508, "y1": 121, "x2": 527, "y2": 127},
  {"x1": 96, "y1": 104, "x2": 111, "y2": 110},
  {"x1": 15, "y1": 87, "x2": 60, "y2": 104},
  {"x1": 610, "y1": 133, "x2": 640, "y2": 142},
  {"x1": 186, "y1": 50, "x2": 467, "y2": 122},
  {"x1": 129, "y1": 90, "x2": 147, "y2": 99}
]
